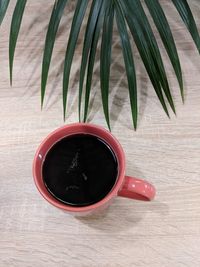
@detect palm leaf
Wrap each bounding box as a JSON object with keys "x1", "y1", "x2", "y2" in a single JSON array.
[
  {"x1": 172, "y1": 0, "x2": 200, "y2": 53},
  {"x1": 41, "y1": 0, "x2": 68, "y2": 107},
  {"x1": 119, "y1": 0, "x2": 170, "y2": 116},
  {"x1": 79, "y1": 0, "x2": 103, "y2": 121},
  {"x1": 9, "y1": 0, "x2": 27, "y2": 85},
  {"x1": 100, "y1": 0, "x2": 114, "y2": 130},
  {"x1": 132, "y1": 0, "x2": 176, "y2": 114},
  {"x1": 63, "y1": 0, "x2": 89, "y2": 119},
  {"x1": 0, "y1": 0, "x2": 199, "y2": 128},
  {"x1": 0, "y1": 0, "x2": 10, "y2": 26},
  {"x1": 115, "y1": 0, "x2": 137, "y2": 129},
  {"x1": 144, "y1": 0, "x2": 184, "y2": 101},
  {"x1": 84, "y1": 1, "x2": 107, "y2": 122}
]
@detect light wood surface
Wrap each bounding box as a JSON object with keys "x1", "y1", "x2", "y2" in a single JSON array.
[{"x1": 0, "y1": 1, "x2": 200, "y2": 266}]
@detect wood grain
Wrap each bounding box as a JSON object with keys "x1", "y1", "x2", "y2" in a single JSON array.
[{"x1": 0, "y1": 1, "x2": 200, "y2": 266}]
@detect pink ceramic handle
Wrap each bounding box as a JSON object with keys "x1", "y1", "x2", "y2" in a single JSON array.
[{"x1": 118, "y1": 176, "x2": 156, "y2": 201}]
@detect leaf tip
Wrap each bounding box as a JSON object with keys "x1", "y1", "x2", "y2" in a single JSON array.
[
  {"x1": 83, "y1": 111, "x2": 87, "y2": 123},
  {"x1": 63, "y1": 99, "x2": 67, "y2": 122},
  {"x1": 41, "y1": 100, "x2": 43, "y2": 111},
  {"x1": 9, "y1": 66, "x2": 13, "y2": 86},
  {"x1": 107, "y1": 121, "x2": 111, "y2": 132},
  {"x1": 78, "y1": 107, "x2": 81, "y2": 123},
  {"x1": 172, "y1": 106, "x2": 176, "y2": 116},
  {"x1": 181, "y1": 90, "x2": 185, "y2": 104},
  {"x1": 41, "y1": 92, "x2": 45, "y2": 110},
  {"x1": 63, "y1": 111, "x2": 66, "y2": 122}
]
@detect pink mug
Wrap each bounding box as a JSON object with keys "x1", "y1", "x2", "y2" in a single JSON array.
[{"x1": 33, "y1": 123, "x2": 156, "y2": 216}]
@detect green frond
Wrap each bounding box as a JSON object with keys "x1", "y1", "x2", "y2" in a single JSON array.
[
  {"x1": 79, "y1": 0, "x2": 103, "y2": 121},
  {"x1": 119, "y1": 0, "x2": 170, "y2": 117},
  {"x1": 41, "y1": 0, "x2": 68, "y2": 107},
  {"x1": 0, "y1": 0, "x2": 199, "y2": 128},
  {"x1": 84, "y1": 1, "x2": 107, "y2": 122},
  {"x1": 0, "y1": 0, "x2": 10, "y2": 26},
  {"x1": 172, "y1": 0, "x2": 200, "y2": 53},
  {"x1": 115, "y1": 0, "x2": 137, "y2": 129},
  {"x1": 63, "y1": 0, "x2": 89, "y2": 119},
  {"x1": 100, "y1": 0, "x2": 114, "y2": 130},
  {"x1": 145, "y1": 0, "x2": 184, "y2": 102},
  {"x1": 9, "y1": 0, "x2": 27, "y2": 85}
]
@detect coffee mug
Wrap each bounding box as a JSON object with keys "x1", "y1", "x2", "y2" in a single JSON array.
[{"x1": 33, "y1": 123, "x2": 156, "y2": 216}]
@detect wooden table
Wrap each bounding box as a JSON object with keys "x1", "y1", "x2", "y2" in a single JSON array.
[{"x1": 0, "y1": 1, "x2": 200, "y2": 266}]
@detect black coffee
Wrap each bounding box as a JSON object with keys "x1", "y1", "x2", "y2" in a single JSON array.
[{"x1": 42, "y1": 134, "x2": 118, "y2": 207}]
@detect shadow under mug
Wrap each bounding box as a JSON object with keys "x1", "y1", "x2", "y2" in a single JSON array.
[{"x1": 33, "y1": 123, "x2": 156, "y2": 216}]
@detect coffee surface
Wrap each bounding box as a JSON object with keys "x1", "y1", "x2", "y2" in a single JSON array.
[{"x1": 43, "y1": 134, "x2": 118, "y2": 206}]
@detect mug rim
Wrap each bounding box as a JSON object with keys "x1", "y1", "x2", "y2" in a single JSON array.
[{"x1": 33, "y1": 123, "x2": 126, "y2": 213}]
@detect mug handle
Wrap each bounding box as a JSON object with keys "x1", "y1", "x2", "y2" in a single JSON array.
[{"x1": 118, "y1": 176, "x2": 156, "y2": 201}]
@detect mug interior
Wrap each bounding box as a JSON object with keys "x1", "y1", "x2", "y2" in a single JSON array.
[{"x1": 33, "y1": 123, "x2": 125, "y2": 213}]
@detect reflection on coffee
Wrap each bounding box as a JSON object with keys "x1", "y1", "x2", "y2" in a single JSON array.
[{"x1": 43, "y1": 134, "x2": 118, "y2": 206}]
